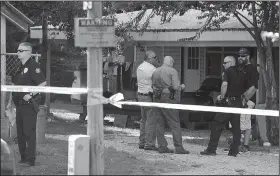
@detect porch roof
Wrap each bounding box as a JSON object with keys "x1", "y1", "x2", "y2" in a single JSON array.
[
  {"x1": 1, "y1": 2, "x2": 34, "y2": 32},
  {"x1": 115, "y1": 9, "x2": 253, "y2": 32},
  {"x1": 30, "y1": 9, "x2": 253, "y2": 32}
]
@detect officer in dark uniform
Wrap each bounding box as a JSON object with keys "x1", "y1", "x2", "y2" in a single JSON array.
[
  {"x1": 10, "y1": 42, "x2": 46, "y2": 166},
  {"x1": 200, "y1": 56, "x2": 246, "y2": 157},
  {"x1": 237, "y1": 48, "x2": 261, "y2": 150}
]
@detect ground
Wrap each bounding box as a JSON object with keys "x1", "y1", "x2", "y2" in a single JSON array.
[{"x1": 9, "y1": 109, "x2": 279, "y2": 175}]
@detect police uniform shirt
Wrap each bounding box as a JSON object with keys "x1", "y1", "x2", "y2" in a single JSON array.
[
  {"x1": 152, "y1": 65, "x2": 180, "y2": 93},
  {"x1": 12, "y1": 58, "x2": 46, "y2": 101},
  {"x1": 241, "y1": 64, "x2": 259, "y2": 103},
  {"x1": 222, "y1": 66, "x2": 246, "y2": 97}
]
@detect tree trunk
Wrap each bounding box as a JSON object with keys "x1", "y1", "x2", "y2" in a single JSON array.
[
  {"x1": 264, "y1": 40, "x2": 279, "y2": 145},
  {"x1": 258, "y1": 42, "x2": 279, "y2": 145}
]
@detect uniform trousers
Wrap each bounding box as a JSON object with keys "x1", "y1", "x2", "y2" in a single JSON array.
[
  {"x1": 151, "y1": 94, "x2": 184, "y2": 151},
  {"x1": 16, "y1": 104, "x2": 37, "y2": 161},
  {"x1": 207, "y1": 97, "x2": 242, "y2": 154}
]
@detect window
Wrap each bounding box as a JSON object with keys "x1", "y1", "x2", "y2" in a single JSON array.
[{"x1": 188, "y1": 47, "x2": 199, "y2": 70}]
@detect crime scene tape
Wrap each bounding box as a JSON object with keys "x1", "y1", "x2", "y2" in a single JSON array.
[
  {"x1": 1, "y1": 85, "x2": 279, "y2": 117},
  {"x1": 1, "y1": 85, "x2": 102, "y2": 94}
]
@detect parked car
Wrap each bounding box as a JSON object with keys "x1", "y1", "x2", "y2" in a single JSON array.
[{"x1": 180, "y1": 75, "x2": 222, "y2": 129}]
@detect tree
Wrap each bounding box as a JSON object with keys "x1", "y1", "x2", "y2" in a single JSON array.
[{"x1": 125, "y1": 1, "x2": 279, "y2": 145}]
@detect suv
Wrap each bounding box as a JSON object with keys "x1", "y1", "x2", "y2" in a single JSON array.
[{"x1": 180, "y1": 76, "x2": 222, "y2": 129}]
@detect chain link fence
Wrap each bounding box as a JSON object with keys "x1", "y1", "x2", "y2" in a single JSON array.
[
  {"x1": 1, "y1": 53, "x2": 41, "y2": 85},
  {"x1": 1, "y1": 53, "x2": 42, "y2": 141}
]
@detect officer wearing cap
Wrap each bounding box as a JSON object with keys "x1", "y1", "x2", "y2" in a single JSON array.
[
  {"x1": 237, "y1": 48, "x2": 269, "y2": 149},
  {"x1": 200, "y1": 56, "x2": 246, "y2": 157},
  {"x1": 7, "y1": 42, "x2": 46, "y2": 167},
  {"x1": 137, "y1": 50, "x2": 159, "y2": 150},
  {"x1": 151, "y1": 56, "x2": 189, "y2": 154}
]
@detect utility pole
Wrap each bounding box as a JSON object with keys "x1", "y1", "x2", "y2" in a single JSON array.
[
  {"x1": 86, "y1": 1, "x2": 104, "y2": 175},
  {"x1": 46, "y1": 43, "x2": 51, "y2": 114}
]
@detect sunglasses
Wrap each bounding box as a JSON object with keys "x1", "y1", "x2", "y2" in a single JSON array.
[
  {"x1": 238, "y1": 55, "x2": 248, "y2": 58},
  {"x1": 223, "y1": 61, "x2": 230, "y2": 64},
  {"x1": 17, "y1": 49, "x2": 30, "y2": 53}
]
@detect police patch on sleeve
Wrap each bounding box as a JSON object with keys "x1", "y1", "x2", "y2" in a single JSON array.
[
  {"x1": 35, "y1": 68, "x2": 41, "y2": 73},
  {"x1": 24, "y1": 68, "x2": 28, "y2": 73}
]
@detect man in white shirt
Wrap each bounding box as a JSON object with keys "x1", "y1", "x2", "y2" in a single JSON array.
[{"x1": 137, "y1": 50, "x2": 159, "y2": 150}]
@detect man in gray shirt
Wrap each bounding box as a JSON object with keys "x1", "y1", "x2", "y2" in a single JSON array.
[{"x1": 151, "y1": 56, "x2": 189, "y2": 154}]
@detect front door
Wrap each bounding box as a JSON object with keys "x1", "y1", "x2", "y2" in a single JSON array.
[
  {"x1": 184, "y1": 47, "x2": 200, "y2": 92},
  {"x1": 206, "y1": 52, "x2": 222, "y2": 76}
]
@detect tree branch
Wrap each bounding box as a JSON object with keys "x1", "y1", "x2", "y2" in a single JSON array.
[
  {"x1": 255, "y1": 1, "x2": 262, "y2": 6},
  {"x1": 234, "y1": 10, "x2": 254, "y2": 27},
  {"x1": 267, "y1": 1, "x2": 277, "y2": 31},
  {"x1": 233, "y1": 12, "x2": 256, "y2": 41},
  {"x1": 178, "y1": 12, "x2": 215, "y2": 41},
  {"x1": 251, "y1": 2, "x2": 266, "y2": 48},
  {"x1": 261, "y1": 1, "x2": 269, "y2": 31}
]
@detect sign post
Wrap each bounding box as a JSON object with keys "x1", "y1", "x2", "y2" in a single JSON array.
[{"x1": 73, "y1": 1, "x2": 115, "y2": 175}]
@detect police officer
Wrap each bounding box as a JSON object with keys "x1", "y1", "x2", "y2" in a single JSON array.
[
  {"x1": 200, "y1": 56, "x2": 246, "y2": 157},
  {"x1": 7, "y1": 42, "x2": 46, "y2": 166},
  {"x1": 237, "y1": 48, "x2": 270, "y2": 149},
  {"x1": 151, "y1": 56, "x2": 189, "y2": 154}
]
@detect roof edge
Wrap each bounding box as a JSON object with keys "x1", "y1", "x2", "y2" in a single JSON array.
[
  {"x1": 130, "y1": 28, "x2": 252, "y2": 32},
  {"x1": 4, "y1": 2, "x2": 34, "y2": 25}
]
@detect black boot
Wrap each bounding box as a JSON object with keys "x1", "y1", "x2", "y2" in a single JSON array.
[
  {"x1": 17, "y1": 156, "x2": 26, "y2": 164},
  {"x1": 200, "y1": 149, "x2": 217, "y2": 156},
  {"x1": 20, "y1": 159, "x2": 35, "y2": 167}
]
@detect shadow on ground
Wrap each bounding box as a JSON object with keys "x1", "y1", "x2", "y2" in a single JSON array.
[
  {"x1": 13, "y1": 121, "x2": 188, "y2": 175},
  {"x1": 49, "y1": 115, "x2": 276, "y2": 154}
]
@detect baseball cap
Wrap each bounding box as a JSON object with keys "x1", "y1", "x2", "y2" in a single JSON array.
[{"x1": 238, "y1": 48, "x2": 250, "y2": 56}]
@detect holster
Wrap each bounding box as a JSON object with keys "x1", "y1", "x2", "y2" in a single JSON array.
[
  {"x1": 226, "y1": 96, "x2": 241, "y2": 107},
  {"x1": 148, "y1": 92, "x2": 153, "y2": 101},
  {"x1": 168, "y1": 87, "x2": 175, "y2": 100},
  {"x1": 30, "y1": 94, "x2": 41, "y2": 113},
  {"x1": 30, "y1": 99, "x2": 39, "y2": 113},
  {"x1": 153, "y1": 89, "x2": 163, "y2": 99}
]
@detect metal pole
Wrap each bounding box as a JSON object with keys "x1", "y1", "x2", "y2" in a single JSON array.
[
  {"x1": 86, "y1": 1, "x2": 104, "y2": 175},
  {"x1": 46, "y1": 43, "x2": 51, "y2": 114}
]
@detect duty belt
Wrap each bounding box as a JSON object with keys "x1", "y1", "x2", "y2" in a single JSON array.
[
  {"x1": 138, "y1": 93, "x2": 150, "y2": 96},
  {"x1": 227, "y1": 96, "x2": 241, "y2": 101}
]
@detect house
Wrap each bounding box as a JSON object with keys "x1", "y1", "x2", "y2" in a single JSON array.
[
  {"x1": 29, "y1": 9, "x2": 279, "y2": 104},
  {"x1": 1, "y1": 2, "x2": 34, "y2": 140}
]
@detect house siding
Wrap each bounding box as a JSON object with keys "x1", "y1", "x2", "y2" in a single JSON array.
[
  {"x1": 136, "y1": 45, "x2": 182, "y2": 101},
  {"x1": 199, "y1": 47, "x2": 206, "y2": 85},
  {"x1": 139, "y1": 46, "x2": 181, "y2": 78}
]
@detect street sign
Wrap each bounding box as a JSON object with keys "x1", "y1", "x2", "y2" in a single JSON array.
[{"x1": 74, "y1": 18, "x2": 116, "y2": 47}]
